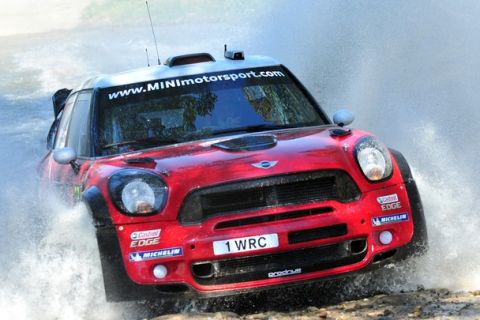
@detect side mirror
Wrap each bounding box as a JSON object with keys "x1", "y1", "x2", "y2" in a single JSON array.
[
  {"x1": 53, "y1": 147, "x2": 77, "y2": 165},
  {"x1": 332, "y1": 109, "x2": 354, "y2": 127},
  {"x1": 53, "y1": 147, "x2": 80, "y2": 174}
]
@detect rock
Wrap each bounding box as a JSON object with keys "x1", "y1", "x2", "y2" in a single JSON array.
[
  {"x1": 342, "y1": 303, "x2": 357, "y2": 312},
  {"x1": 383, "y1": 309, "x2": 393, "y2": 316},
  {"x1": 153, "y1": 313, "x2": 240, "y2": 320},
  {"x1": 317, "y1": 310, "x2": 328, "y2": 319},
  {"x1": 366, "y1": 311, "x2": 383, "y2": 317},
  {"x1": 413, "y1": 305, "x2": 423, "y2": 318}
]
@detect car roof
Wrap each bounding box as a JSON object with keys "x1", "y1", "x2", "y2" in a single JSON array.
[{"x1": 78, "y1": 54, "x2": 281, "y2": 91}]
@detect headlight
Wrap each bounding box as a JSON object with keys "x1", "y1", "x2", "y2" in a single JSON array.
[
  {"x1": 109, "y1": 169, "x2": 168, "y2": 215},
  {"x1": 354, "y1": 136, "x2": 393, "y2": 182}
]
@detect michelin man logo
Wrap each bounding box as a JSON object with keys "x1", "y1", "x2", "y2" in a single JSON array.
[{"x1": 129, "y1": 252, "x2": 143, "y2": 262}]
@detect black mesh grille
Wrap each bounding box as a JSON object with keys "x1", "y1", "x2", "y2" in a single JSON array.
[
  {"x1": 201, "y1": 189, "x2": 267, "y2": 215},
  {"x1": 276, "y1": 177, "x2": 336, "y2": 203},
  {"x1": 179, "y1": 170, "x2": 360, "y2": 224},
  {"x1": 215, "y1": 207, "x2": 334, "y2": 229},
  {"x1": 288, "y1": 224, "x2": 348, "y2": 244},
  {"x1": 192, "y1": 238, "x2": 367, "y2": 285}
]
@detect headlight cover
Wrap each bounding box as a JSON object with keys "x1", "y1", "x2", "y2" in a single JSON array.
[
  {"x1": 354, "y1": 136, "x2": 393, "y2": 182},
  {"x1": 108, "y1": 169, "x2": 168, "y2": 216}
]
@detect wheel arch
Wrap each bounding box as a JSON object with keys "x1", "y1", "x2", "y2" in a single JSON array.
[{"x1": 390, "y1": 149, "x2": 428, "y2": 256}]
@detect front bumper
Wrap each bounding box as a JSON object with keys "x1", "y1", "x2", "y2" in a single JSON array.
[{"x1": 98, "y1": 181, "x2": 418, "y2": 301}]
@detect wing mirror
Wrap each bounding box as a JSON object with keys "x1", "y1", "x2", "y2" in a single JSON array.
[
  {"x1": 332, "y1": 109, "x2": 354, "y2": 127},
  {"x1": 53, "y1": 147, "x2": 80, "y2": 174}
]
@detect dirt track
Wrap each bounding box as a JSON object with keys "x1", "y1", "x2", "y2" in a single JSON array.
[{"x1": 151, "y1": 289, "x2": 480, "y2": 320}]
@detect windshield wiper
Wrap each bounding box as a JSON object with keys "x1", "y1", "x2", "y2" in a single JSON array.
[
  {"x1": 101, "y1": 137, "x2": 182, "y2": 150},
  {"x1": 208, "y1": 124, "x2": 298, "y2": 136}
]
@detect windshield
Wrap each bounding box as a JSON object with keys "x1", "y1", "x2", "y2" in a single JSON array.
[{"x1": 96, "y1": 66, "x2": 326, "y2": 156}]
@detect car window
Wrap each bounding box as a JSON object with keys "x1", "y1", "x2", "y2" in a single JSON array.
[
  {"x1": 65, "y1": 91, "x2": 93, "y2": 157},
  {"x1": 96, "y1": 66, "x2": 325, "y2": 156},
  {"x1": 46, "y1": 111, "x2": 62, "y2": 150},
  {"x1": 54, "y1": 93, "x2": 78, "y2": 149}
]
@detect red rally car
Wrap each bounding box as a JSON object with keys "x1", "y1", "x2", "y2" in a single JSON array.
[{"x1": 40, "y1": 50, "x2": 427, "y2": 301}]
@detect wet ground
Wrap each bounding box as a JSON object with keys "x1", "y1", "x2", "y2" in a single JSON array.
[{"x1": 151, "y1": 289, "x2": 480, "y2": 320}]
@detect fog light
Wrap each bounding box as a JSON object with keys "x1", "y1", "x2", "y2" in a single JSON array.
[
  {"x1": 379, "y1": 231, "x2": 393, "y2": 245},
  {"x1": 153, "y1": 265, "x2": 167, "y2": 279}
]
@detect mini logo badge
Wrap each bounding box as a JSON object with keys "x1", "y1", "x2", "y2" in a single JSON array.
[
  {"x1": 252, "y1": 160, "x2": 278, "y2": 169},
  {"x1": 372, "y1": 213, "x2": 409, "y2": 226},
  {"x1": 377, "y1": 194, "x2": 399, "y2": 205}
]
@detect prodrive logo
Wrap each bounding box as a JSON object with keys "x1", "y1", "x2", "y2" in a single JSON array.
[{"x1": 268, "y1": 268, "x2": 302, "y2": 278}]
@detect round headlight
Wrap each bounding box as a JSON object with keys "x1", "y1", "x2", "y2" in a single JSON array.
[
  {"x1": 354, "y1": 137, "x2": 393, "y2": 182},
  {"x1": 121, "y1": 179, "x2": 156, "y2": 214},
  {"x1": 109, "y1": 170, "x2": 168, "y2": 215}
]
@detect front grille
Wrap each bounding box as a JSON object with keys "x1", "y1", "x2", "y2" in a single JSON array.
[
  {"x1": 215, "y1": 207, "x2": 333, "y2": 230},
  {"x1": 288, "y1": 224, "x2": 348, "y2": 244},
  {"x1": 202, "y1": 189, "x2": 267, "y2": 215},
  {"x1": 191, "y1": 238, "x2": 367, "y2": 285},
  {"x1": 179, "y1": 170, "x2": 360, "y2": 224}
]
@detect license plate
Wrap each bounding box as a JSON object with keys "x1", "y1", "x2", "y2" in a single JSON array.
[{"x1": 213, "y1": 233, "x2": 279, "y2": 256}]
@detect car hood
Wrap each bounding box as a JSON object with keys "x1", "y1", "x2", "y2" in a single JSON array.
[
  {"x1": 106, "y1": 126, "x2": 365, "y2": 184},
  {"x1": 92, "y1": 126, "x2": 368, "y2": 222}
]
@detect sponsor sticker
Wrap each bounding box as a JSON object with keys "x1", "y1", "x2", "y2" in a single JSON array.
[
  {"x1": 130, "y1": 237, "x2": 160, "y2": 248},
  {"x1": 381, "y1": 201, "x2": 402, "y2": 211},
  {"x1": 105, "y1": 69, "x2": 287, "y2": 101},
  {"x1": 268, "y1": 268, "x2": 302, "y2": 278},
  {"x1": 372, "y1": 213, "x2": 409, "y2": 226},
  {"x1": 130, "y1": 229, "x2": 161, "y2": 241},
  {"x1": 376, "y1": 194, "x2": 399, "y2": 205},
  {"x1": 129, "y1": 247, "x2": 183, "y2": 262}
]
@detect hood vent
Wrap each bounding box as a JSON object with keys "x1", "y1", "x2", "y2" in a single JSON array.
[{"x1": 212, "y1": 134, "x2": 277, "y2": 152}]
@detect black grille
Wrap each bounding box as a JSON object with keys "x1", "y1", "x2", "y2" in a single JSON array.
[
  {"x1": 191, "y1": 238, "x2": 367, "y2": 285},
  {"x1": 288, "y1": 224, "x2": 347, "y2": 244},
  {"x1": 215, "y1": 207, "x2": 334, "y2": 230},
  {"x1": 179, "y1": 170, "x2": 360, "y2": 224},
  {"x1": 202, "y1": 189, "x2": 267, "y2": 215},
  {"x1": 275, "y1": 177, "x2": 336, "y2": 203}
]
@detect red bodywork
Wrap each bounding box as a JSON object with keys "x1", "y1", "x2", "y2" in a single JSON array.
[{"x1": 40, "y1": 125, "x2": 414, "y2": 294}]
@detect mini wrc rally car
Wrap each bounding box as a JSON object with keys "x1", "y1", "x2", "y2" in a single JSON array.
[{"x1": 40, "y1": 50, "x2": 427, "y2": 301}]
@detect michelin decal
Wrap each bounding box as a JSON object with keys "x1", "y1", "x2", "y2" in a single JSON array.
[
  {"x1": 372, "y1": 213, "x2": 409, "y2": 226},
  {"x1": 129, "y1": 247, "x2": 183, "y2": 262}
]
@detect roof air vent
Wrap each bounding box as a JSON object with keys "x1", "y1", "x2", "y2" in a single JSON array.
[
  {"x1": 165, "y1": 53, "x2": 215, "y2": 67},
  {"x1": 224, "y1": 50, "x2": 245, "y2": 60}
]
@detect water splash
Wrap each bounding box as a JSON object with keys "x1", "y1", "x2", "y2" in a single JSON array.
[
  {"x1": 0, "y1": 198, "x2": 122, "y2": 320},
  {"x1": 0, "y1": 2, "x2": 479, "y2": 319}
]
